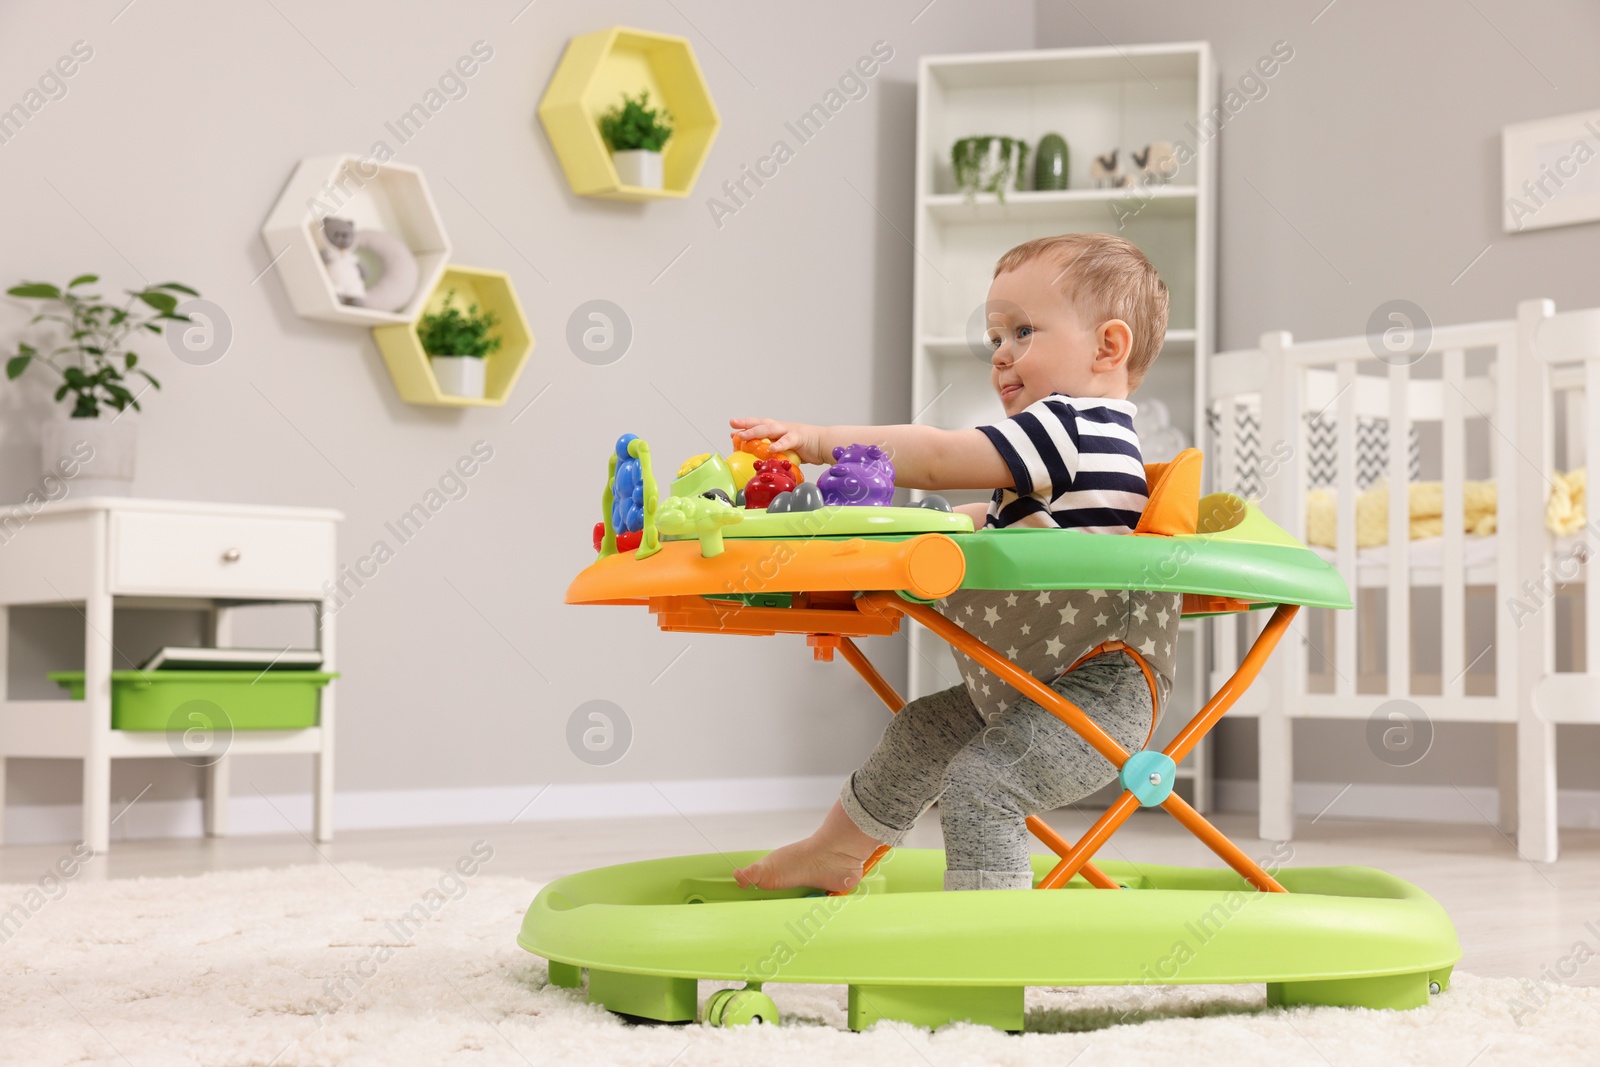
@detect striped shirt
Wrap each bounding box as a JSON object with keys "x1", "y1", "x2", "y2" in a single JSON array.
[{"x1": 976, "y1": 395, "x2": 1147, "y2": 532}]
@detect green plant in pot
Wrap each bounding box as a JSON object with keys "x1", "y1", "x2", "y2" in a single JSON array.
[
  {"x1": 4, "y1": 274, "x2": 198, "y2": 496},
  {"x1": 599, "y1": 89, "x2": 674, "y2": 191},
  {"x1": 951, "y1": 136, "x2": 1031, "y2": 204},
  {"x1": 418, "y1": 290, "x2": 501, "y2": 400}
]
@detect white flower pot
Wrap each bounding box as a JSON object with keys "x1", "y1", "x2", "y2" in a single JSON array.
[
  {"x1": 40, "y1": 415, "x2": 137, "y2": 497},
  {"x1": 612, "y1": 149, "x2": 664, "y2": 190},
  {"x1": 431, "y1": 355, "x2": 487, "y2": 399}
]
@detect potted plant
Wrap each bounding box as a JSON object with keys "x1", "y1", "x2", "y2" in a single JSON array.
[
  {"x1": 599, "y1": 89, "x2": 674, "y2": 190},
  {"x1": 4, "y1": 274, "x2": 197, "y2": 495},
  {"x1": 417, "y1": 290, "x2": 501, "y2": 400},
  {"x1": 951, "y1": 136, "x2": 1031, "y2": 204}
]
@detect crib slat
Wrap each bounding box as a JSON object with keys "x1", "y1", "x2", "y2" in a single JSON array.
[
  {"x1": 1442, "y1": 349, "x2": 1466, "y2": 699},
  {"x1": 1587, "y1": 355, "x2": 1600, "y2": 679},
  {"x1": 1209, "y1": 398, "x2": 1239, "y2": 687},
  {"x1": 1388, "y1": 361, "x2": 1412, "y2": 699},
  {"x1": 1334, "y1": 360, "x2": 1356, "y2": 697}
]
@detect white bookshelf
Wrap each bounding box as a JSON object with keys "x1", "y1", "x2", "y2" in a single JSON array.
[{"x1": 907, "y1": 43, "x2": 1216, "y2": 808}]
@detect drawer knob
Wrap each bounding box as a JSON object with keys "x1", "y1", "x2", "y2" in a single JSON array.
[{"x1": 221, "y1": 548, "x2": 241, "y2": 563}]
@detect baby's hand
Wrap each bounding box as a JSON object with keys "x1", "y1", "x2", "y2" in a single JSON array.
[{"x1": 729, "y1": 417, "x2": 827, "y2": 466}]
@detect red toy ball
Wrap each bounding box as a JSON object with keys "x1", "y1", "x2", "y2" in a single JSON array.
[{"x1": 592, "y1": 522, "x2": 643, "y2": 553}]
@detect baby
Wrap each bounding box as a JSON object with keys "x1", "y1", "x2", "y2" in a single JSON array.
[{"x1": 730, "y1": 232, "x2": 1182, "y2": 893}]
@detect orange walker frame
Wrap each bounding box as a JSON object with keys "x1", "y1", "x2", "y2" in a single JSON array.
[{"x1": 640, "y1": 452, "x2": 1295, "y2": 895}]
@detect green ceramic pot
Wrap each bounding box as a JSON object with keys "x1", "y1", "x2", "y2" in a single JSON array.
[{"x1": 1034, "y1": 132, "x2": 1069, "y2": 191}]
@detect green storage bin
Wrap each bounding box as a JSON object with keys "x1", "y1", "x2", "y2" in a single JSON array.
[{"x1": 47, "y1": 670, "x2": 337, "y2": 731}]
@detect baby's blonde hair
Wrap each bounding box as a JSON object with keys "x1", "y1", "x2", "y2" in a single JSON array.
[{"x1": 993, "y1": 233, "x2": 1170, "y2": 390}]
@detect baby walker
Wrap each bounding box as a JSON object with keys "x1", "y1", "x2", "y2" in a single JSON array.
[{"x1": 518, "y1": 434, "x2": 1460, "y2": 1032}]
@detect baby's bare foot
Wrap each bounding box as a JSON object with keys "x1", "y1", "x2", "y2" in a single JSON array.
[
  {"x1": 733, "y1": 837, "x2": 874, "y2": 893},
  {"x1": 734, "y1": 799, "x2": 886, "y2": 892}
]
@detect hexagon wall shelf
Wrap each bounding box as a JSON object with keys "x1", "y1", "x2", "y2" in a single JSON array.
[
  {"x1": 261, "y1": 154, "x2": 451, "y2": 326},
  {"x1": 370, "y1": 265, "x2": 534, "y2": 408},
  {"x1": 538, "y1": 27, "x2": 720, "y2": 202}
]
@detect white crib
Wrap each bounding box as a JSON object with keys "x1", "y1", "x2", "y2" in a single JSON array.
[{"x1": 1207, "y1": 298, "x2": 1600, "y2": 862}]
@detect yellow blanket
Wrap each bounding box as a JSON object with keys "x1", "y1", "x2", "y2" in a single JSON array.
[{"x1": 1305, "y1": 469, "x2": 1585, "y2": 548}]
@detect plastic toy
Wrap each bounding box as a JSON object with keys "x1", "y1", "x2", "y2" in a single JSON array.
[
  {"x1": 656, "y1": 494, "x2": 742, "y2": 557},
  {"x1": 594, "y1": 434, "x2": 661, "y2": 561},
  {"x1": 731, "y1": 434, "x2": 804, "y2": 482},
  {"x1": 817, "y1": 443, "x2": 895, "y2": 506},
  {"x1": 533, "y1": 438, "x2": 1460, "y2": 1032},
  {"x1": 669, "y1": 451, "x2": 736, "y2": 504},
  {"x1": 725, "y1": 451, "x2": 758, "y2": 492},
  {"x1": 742, "y1": 458, "x2": 797, "y2": 509}
]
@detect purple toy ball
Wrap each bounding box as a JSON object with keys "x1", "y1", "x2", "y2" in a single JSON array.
[{"x1": 817, "y1": 442, "x2": 896, "y2": 506}]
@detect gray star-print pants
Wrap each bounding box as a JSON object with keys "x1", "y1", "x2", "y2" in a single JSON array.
[{"x1": 839, "y1": 651, "x2": 1154, "y2": 890}]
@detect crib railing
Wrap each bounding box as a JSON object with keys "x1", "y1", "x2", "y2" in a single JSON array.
[
  {"x1": 1209, "y1": 316, "x2": 1517, "y2": 714},
  {"x1": 1208, "y1": 298, "x2": 1600, "y2": 859}
]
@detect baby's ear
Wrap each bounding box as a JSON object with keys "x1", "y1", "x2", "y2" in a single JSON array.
[{"x1": 1097, "y1": 319, "x2": 1135, "y2": 369}]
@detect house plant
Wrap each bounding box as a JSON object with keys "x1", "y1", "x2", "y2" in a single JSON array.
[
  {"x1": 598, "y1": 89, "x2": 674, "y2": 190},
  {"x1": 4, "y1": 274, "x2": 197, "y2": 495},
  {"x1": 951, "y1": 136, "x2": 1030, "y2": 203},
  {"x1": 417, "y1": 290, "x2": 501, "y2": 400}
]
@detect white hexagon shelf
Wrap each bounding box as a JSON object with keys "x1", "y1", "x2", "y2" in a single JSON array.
[{"x1": 261, "y1": 154, "x2": 451, "y2": 326}]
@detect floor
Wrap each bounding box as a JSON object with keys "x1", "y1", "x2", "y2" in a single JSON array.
[{"x1": 3, "y1": 805, "x2": 1596, "y2": 986}]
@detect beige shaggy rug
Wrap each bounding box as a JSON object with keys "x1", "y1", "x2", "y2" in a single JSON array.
[{"x1": 0, "y1": 859, "x2": 1594, "y2": 1066}]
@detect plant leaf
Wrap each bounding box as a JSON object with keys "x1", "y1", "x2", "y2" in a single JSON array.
[
  {"x1": 138, "y1": 369, "x2": 161, "y2": 389},
  {"x1": 5, "y1": 354, "x2": 31, "y2": 379},
  {"x1": 153, "y1": 281, "x2": 199, "y2": 296},
  {"x1": 143, "y1": 323, "x2": 161, "y2": 334},
  {"x1": 68, "y1": 274, "x2": 99, "y2": 288},
  {"x1": 54, "y1": 384, "x2": 70, "y2": 402},
  {"x1": 125, "y1": 352, "x2": 138, "y2": 368},
  {"x1": 135, "y1": 290, "x2": 179, "y2": 314},
  {"x1": 8, "y1": 283, "x2": 61, "y2": 299}
]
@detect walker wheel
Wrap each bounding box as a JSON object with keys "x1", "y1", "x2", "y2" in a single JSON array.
[{"x1": 705, "y1": 987, "x2": 780, "y2": 1027}]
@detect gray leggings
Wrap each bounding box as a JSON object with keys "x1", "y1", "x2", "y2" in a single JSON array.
[{"x1": 840, "y1": 653, "x2": 1156, "y2": 891}]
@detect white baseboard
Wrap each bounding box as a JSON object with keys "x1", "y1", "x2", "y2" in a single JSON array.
[
  {"x1": 8, "y1": 775, "x2": 1600, "y2": 848},
  {"x1": 0, "y1": 775, "x2": 845, "y2": 847},
  {"x1": 1213, "y1": 778, "x2": 1600, "y2": 830}
]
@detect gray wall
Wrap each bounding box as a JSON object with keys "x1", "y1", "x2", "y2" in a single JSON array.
[
  {"x1": 6, "y1": 0, "x2": 1595, "y2": 828},
  {"x1": 0, "y1": 1, "x2": 1032, "y2": 818},
  {"x1": 1037, "y1": 0, "x2": 1600, "y2": 794}
]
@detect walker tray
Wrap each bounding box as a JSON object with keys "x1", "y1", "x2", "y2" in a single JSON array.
[{"x1": 525, "y1": 438, "x2": 1459, "y2": 1031}]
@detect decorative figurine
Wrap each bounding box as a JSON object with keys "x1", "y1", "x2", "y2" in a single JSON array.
[
  {"x1": 1132, "y1": 142, "x2": 1178, "y2": 185},
  {"x1": 319, "y1": 217, "x2": 367, "y2": 305},
  {"x1": 1089, "y1": 149, "x2": 1128, "y2": 189},
  {"x1": 1034, "y1": 132, "x2": 1069, "y2": 191}
]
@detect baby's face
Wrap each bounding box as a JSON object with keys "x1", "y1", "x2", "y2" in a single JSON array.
[{"x1": 984, "y1": 259, "x2": 1101, "y2": 417}]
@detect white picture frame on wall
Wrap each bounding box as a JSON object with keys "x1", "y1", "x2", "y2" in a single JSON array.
[{"x1": 1502, "y1": 108, "x2": 1600, "y2": 233}]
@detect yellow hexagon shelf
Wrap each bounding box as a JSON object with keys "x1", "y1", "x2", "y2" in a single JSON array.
[
  {"x1": 538, "y1": 26, "x2": 720, "y2": 201},
  {"x1": 370, "y1": 266, "x2": 534, "y2": 408}
]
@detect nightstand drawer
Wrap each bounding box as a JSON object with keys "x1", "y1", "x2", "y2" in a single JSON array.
[{"x1": 110, "y1": 512, "x2": 334, "y2": 596}]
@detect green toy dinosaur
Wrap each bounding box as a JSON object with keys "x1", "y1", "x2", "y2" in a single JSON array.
[{"x1": 655, "y1": 494, "x2": 743, "y2": 557}]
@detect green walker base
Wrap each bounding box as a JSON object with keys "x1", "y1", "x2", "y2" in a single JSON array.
[{"x1": 520, "y1": 848, "x2": 1461, "y2": 1031}]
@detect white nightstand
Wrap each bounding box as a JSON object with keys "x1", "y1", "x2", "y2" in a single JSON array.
[{"x1": 0, "y1": 498, "x2": 341, "y2": 852}]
